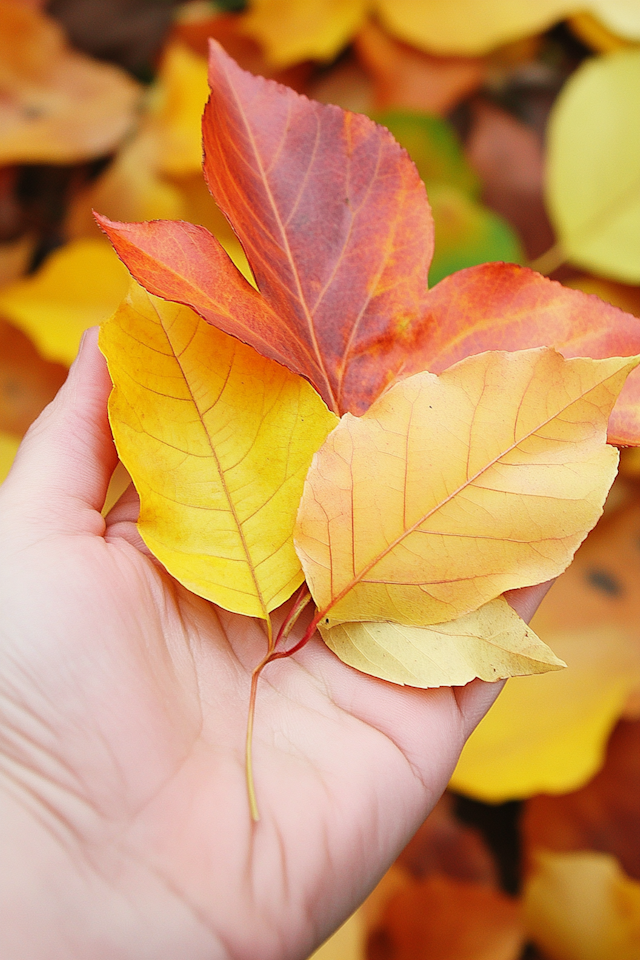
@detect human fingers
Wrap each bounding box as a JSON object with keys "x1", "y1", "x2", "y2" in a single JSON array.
[{"x1": 0, "y1": 327, "x2": 117, "y2": 535}]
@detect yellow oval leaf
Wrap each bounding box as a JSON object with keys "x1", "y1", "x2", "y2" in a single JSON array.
[
  {"x1": 295, "y1": 348, "x2": 637, "y2": 628},
  {"x1": 100, "y1": 283, "x2": 337, "y2": 620},
  {"x1": 319, "y1": 597, "x2": 564, "y2": 688},
  {"x1": 546, "y1": 48, "x2": 640, "y2": 283}
]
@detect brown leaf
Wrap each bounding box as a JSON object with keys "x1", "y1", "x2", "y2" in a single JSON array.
[{"x1": 366, "y1": 875, "x2": 524, "y2": 960}]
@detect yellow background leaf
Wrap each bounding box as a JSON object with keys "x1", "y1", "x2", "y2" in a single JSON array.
[
  {"x1": 241, "y1": 0, "x2": 367, "y2": 67},
  {"x1": 296, "y1": 349, "x2": 635, "y2": 629},
  {"x1": 319, "y1": 598, "x2": 564, "y2": 687},
  {"x1": 100, "y1": 283, "x2": 337, "y2": 620},
  {"x1": 546, "y1": 49, "x2": 640, "y2": 283},
  {"x1": 450, "y1": 495, "x2": 640, "y2": 800},
  {"x1": 524, "y1": 851, "x2": 640, "y2": 960},
  {"x1": 0, "y1": 239, "x2": 130, "y2": 365}
]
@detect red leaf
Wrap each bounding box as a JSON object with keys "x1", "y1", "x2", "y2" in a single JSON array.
[
  {"x1": 99, "y1": 40, "x2": 435, "y2": 416},
  {"x1": 405, "y1": 263, "x2": 640, "y2": 445}
]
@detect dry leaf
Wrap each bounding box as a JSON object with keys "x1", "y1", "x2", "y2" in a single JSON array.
[
  {"x1": 524, "y1": 851, "x2": 640, "y2": 960},
  {"x1": 0, "y1": 0, "x2": 141, "y2": 164},
  {"x1": 319, "y1": 598, "x2": 564, "y2": 688},
  {"x1": 295, "y1": 348, "x2": 635, "y2": 629},
  {"x1": 100, "y1": 283, "x2": 337, "y2": 619}
]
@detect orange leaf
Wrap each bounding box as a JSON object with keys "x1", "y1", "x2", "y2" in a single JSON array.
[
  {"x1": 295, "y1": 348, "x2": 635, "y2": 628},
  {"x1": 406, "y1": 263, "x2": 640, "y2": 445},
  {"x1": 98, "y1": 39, "x2": 435, "y2": 417}
]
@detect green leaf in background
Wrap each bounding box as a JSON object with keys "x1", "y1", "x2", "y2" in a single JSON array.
[
  {"x1": 372, "y1": 110, "x2": 480, "y2": 197},
  {"x1": 428, "y1": 184, "x2": 524, "y2": 286},
  {"x1": 546, "y1": 48, "x2": 640, "y2": 284}
]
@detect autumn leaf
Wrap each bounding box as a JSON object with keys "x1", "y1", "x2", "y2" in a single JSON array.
[
  {"x1": 319, "y1": 598, "x2": 564, "y2": 688},
  {"x1": 98, "y1": 39, "x2": 435, "y2": 417},
  {"x1": 0, "y1": 0, "x2": 140, "y2": 164},
  {"x1": 99, "y1": 283, "x2": 337, "y2": 620},
  {"x1": 0, "y1": 239, "x2": 130, "y2": 365},
  {"x1": 524, "y1": 851, "x2": 640, "y2": 960},
  {"x1": 546, "y1": 48, "x2": 640, "y2": 284},
  {"x1": 406, "y1": 263, "x2": 640, "y2": 446},
  {"x1": 295, "y1": 348, "x2": 636, "y2": 630}
]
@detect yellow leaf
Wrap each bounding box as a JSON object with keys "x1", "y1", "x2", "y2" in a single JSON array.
[
  {"x1": 100, "y1": 283, "x2": 338, "y2": 620},
  {"x1": 319, "y1": 598, "x2": 564, "y2": 688},
  {"x1": 296, "y1": 348, "x2": 636, "y2": 629},
  {"x1": 241, "y1": 0, "x2": 367, "y2": 67},
  {"x1": 0, "y1": 430, "x2": 19, "y2": 485},
  {"x1": 546, "y1": 49, "x2": 640, "y2": 283},
  {"x1": 0, "y1": 1, "x2": 141, "y2": 164},
  {"x1": 524, "y1": 851, "x2": 640, "y2": 960},
  {"x1": 0, "y1": 239, "x2": 130, "y2": 366}
]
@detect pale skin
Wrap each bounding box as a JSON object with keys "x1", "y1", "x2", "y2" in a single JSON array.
[{"x1": 0, "y1": 328, "x2": 548, "y2": 960}]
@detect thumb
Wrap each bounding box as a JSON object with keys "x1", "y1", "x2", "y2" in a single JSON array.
[{"x1": 1, "y1": 327, "x2": 117, "y2": 535}]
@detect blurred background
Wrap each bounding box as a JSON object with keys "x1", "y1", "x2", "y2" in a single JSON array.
[{"x1": 1, "y1": 2, "x2": 640, "y2": 957}]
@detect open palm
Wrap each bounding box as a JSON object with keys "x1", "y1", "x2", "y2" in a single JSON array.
[{"x1": 0, "y1": 330, "x2": 543, "y2": 960}]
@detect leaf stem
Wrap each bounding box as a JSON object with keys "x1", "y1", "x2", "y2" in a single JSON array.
[{"x1": 246, "y1": 647, "x2": 272, "y2": 822}]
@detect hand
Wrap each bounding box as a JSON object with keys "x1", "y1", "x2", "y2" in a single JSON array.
[{"x1": 0, "y1": 329, "x2": 547, "y2": 960}]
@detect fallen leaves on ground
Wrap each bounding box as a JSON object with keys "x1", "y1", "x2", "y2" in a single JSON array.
[
  {"x1": 450, "y1": 494, "x2": 640, "y2": 800},
  {"x1": 0, "y1": 0, "x2": 141, "y2": 164},
  {"x1": 0, "y1": 238, "x2": 130, "y2": 365},
  {"x1": 546, "y1": 48, "x2": 640, "y2": 284},
  {"x1": 296, "y1": 348, "x2": 633, "y2": 630},
  {"x1": 523, "y1": 719, "x2": 640, "y2": 881},
  {"x1": 367, "y1": 874, "x2": 524, "y2": 960},
  {"x1": 100, "y1": 283, "x2": 337, "y2": 620},
  {"x1": 524, "y1": 850, "x2": 640, "y2": 960}
]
